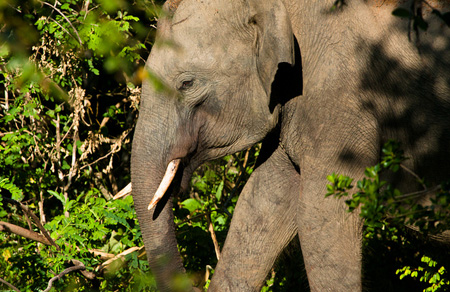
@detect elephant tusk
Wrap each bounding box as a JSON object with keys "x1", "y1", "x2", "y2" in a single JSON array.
[{"x1": 148, "y1": 159, "x2": 181, "y2": 210}]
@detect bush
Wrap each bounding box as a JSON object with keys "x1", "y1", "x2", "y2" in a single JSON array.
[
  {"x1": 0, "y1": 0, "x2": 158, "y2": 290},
  {"x1": 327, "y1": 140, "x2": 450, "y2": 292}
]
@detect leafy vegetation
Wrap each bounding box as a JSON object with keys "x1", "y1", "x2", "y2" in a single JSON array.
[
  {"x1": 397, "y1": 255, "x2": 450, "y2": 292},
  {"x1": 0, "y1": 0, "x2": 161, "y2": 290},
  {"x1": 327, "y1": 141, "x2": 450, "y2": 291}
]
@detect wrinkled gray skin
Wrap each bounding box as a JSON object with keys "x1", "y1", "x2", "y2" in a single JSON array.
[{"x1": 131, "y1": 0, "x2": 450, "y2": 291}]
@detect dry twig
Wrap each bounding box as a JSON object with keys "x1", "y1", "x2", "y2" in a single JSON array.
[
  {"x1": 0, "y1": 277, "x2": 21, "y2": 292},
  {"x1": 206, "y1": 214, "x2": 221, "y2": 261},
  {"x1": 43, "y1": 261, "x2": 87, "y2": 292},
  {"x1": 2, "y1": 197, "x2": 60, "y2": 250},
  {"x1": 39, "y1": 1, "x2": 83, "y2": 46}
]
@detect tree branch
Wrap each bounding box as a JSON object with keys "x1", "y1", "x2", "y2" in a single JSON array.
[
  {"x1": 2, "y1": 197, "x2": 60, "y2": 250},
  {"x1": 97, "y1": 246, "x2": 144, "y2": 272},
  {"x1": 71, "y1": 259, "x2": 96, "y2": 280},
  {"x1": 43, "y1": 262, "x2": 87, "y2": 292},
  {"x1": 0, "y1": 221, "x2": 51, "y2": 245},
  {"x1": 90, "y1": 249, "x2": 115, "y2": 260},
  {"x1": 206, "y1": 214, "x2": 221, "y2": 261},
  {"x1": 400, "y1": 163, "x2": 427, "y2": 190},
  {"x1": 0, "y1": 276, "x2": 21, "y2": 292},
  {"x1": 99, "y1": 98, "x2": 128, "y2": 129},
  {"x1": 3, "y1": 197, "x2": 61, "y2": 250},
  {"x1": 48, "y1": 16, "x2": 79, "y2": 44},
  {"x1": 113, "y1": 182, "x2": 132, "y2": 200},
  {"x1": 39, "y1": 1, "x2": 83, "y2": 46}
]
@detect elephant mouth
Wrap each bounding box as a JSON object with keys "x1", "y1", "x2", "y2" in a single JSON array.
[{"x1": 148, "y1": 141, "x2": 234, "y2": 213}]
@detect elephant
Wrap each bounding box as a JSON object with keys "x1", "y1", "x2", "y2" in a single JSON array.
[{"x1": 130, "y1": 0, "x2": 450, "y2": 291}]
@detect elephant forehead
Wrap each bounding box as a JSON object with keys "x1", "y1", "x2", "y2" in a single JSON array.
[
  {"x1": 152, "y1": 32, "x2": 251, "y2": 75},
  {"x1": 149, "y1": 0, "x2": 253, "y2": 77},
  {"x1": 171, "y1": 0, "x2": 246, "y2": 25},
  {"x1": 150, "y1": 42, "x2": 251, "y2": 83},
  {"x1": 170, "y1": 3, "x2": 235, "y2": 44}
]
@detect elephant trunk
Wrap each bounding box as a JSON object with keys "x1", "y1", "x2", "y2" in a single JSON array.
[{"x1": 131, "y1": 90, "x2": 194, "y2": 291}]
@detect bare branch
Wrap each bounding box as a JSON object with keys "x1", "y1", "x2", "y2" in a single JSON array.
[
  {"x1": 80, "y1": 151, "x2": 114, "y2": 171},
  {"x1": 90, "y1": 249, "x2": 115, "y2": 260},
  {"x1": 71, "y1": 260, "x2": 96, "y2": 280},
  {"x1": 79, "y1": 128, "x2": 132, "y2": 171},
  {"x1": 43, "y1": 262, "x2": 87, "y2": 292},
  {"x1": 400, "y1": 164, "x2": 427, "y2": 190},
  {"x1": 2, "y1": 197, "x2": 60, "y2": 250},
  {"x1": 394, "y1": 184, "x2": 442, "y2": 202},
  {"x1": 0, "y1": 277, "x2": 21, "y2": 292},
  {"x1": 39, "y1": 1, "x2": 83, "y2": 46},
  {"x1": 0, "y1": 221, "x2": 51, "y2": 245},
  {"x1": 97, "y1": 246, "x2": 144, "y2": 272},
  {"x1": 3, "y1": 82, "x2": 9, "y2": 111},
  {"x1": 65, "y1": 128, "x2": 79, "y2": 192},
  {"x1": 54, "y1": 121, "x2": 74, "y2": 150},
  {"x1": 39, "y1": 160, "x2": 50, "y2": 225},
  {"x1": 82, "y1": 0, "x2": 90, "y2": 19},
  {"x1": 113, "y1": 182, "x2": 132, "y2": 200},
  {"x1": 206, "y1": 214, "x2": 221, "y2": 261}
]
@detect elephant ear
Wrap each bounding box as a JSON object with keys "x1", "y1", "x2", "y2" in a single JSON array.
[{"x1": 247, "y1": 0, "x2": 294, "y2": 95}]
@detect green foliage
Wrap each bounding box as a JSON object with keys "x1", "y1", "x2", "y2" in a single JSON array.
[
  {"x1": 327, "y1": 140, "x2": 450, "y2": 291},
  {"x1": 174, "y1": 147, "x2": 260, "y2": 284},
  {"x1": 0, "y1": 0, "x2": 163, "y2": 290},
  {"x1": 397, "y1": 255, "x2": 450, "y2": 292},
  {"x1": 326, "y1": 140, "x2": 450, "y2": 237},
  {"x1": 0, "y1": 178, "x2": 23, "y2": 203}
]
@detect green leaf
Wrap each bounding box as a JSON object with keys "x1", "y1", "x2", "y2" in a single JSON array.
[
  {"x1": 215, "y1": 181, "x2": 224, "y2": 201},
  {"x1": 104, "y1": 211, "x2": 131, "y2": 229},
  {"x1": 60, "y1": 3, "x2": 70, "y2": 10},
  {"x1": 181, "y1": 198, "x2": 202, "y2": 213},
  {"x1": 62, "y1": 160, "x2": 71, "y2": 170},
  {"x1": 0, "y1": 178, "x2": 24, "y2": 201},
  {"x1": 48, "y1": 190, "x2": 66, "y2": 206},
  {"x1": 123, "y1": 15, "x2": 139, "y2": 22}
]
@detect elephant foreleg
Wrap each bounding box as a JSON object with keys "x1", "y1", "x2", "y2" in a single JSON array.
[
  {"x1": 296, "y1": 152, "x2": 371, "y2": 291},
  {"x1": 209, "y1": 145, "x2": 300, "y2": 291},
  {"x1": 297, "y1": 189, "x2": 363, "y2": 292}
]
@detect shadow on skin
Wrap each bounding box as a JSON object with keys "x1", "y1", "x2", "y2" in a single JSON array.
[
  {"x1": 350, "y1": 11, "x2": 450, "y2": 292},
  {"x1": 269, "y1": 36, "x2": 303, "y2": 113}
]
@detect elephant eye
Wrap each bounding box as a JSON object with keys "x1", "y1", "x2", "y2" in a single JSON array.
[{"x1": 179, "y1": 80, "x2": 194, "y2": 90}]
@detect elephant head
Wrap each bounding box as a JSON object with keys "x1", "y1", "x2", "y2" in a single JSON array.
[{"x1": 131, "y1": 0, "x2": 295, "y2": 290}]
